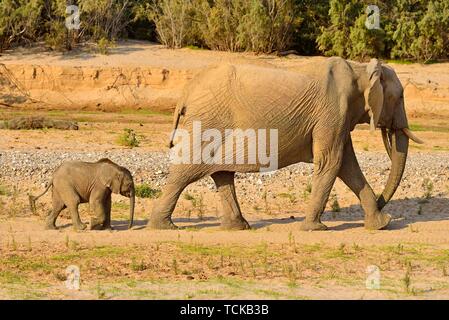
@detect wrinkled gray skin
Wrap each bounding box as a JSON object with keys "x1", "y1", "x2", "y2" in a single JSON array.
[
  {"x1": 30, "y1": 159, "x2": 135, "y2": 230},
  {"x1": 149, "y1": 58, "x2": 423, "y2": 231}
]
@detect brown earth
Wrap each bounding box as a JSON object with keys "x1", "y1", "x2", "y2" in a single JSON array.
[{"x1": 0, "y1": 42, "x2": 449, "y2": 299}]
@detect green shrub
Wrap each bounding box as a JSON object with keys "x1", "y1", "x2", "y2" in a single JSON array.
[
  {"x1": 0, "y1": 0, "x2": 448, "y2": 61},
  {"x1": 236, "y1": 0, "x2": 300, "y2": 53},
  {"x1": 0, "y1": 0, "x2": 43, "y2": 52},
  {"x1": 116, "y1": 128, "x2": 140, "y2": 148},
  {"x1": 135, "y1": 0, "x2": 199, "y2": 48},
  {"x1": 0, "y1": 184, "x2": 10, "y2": 196},
  {"x1": 135, "y1": 184, "x2": 161, "y2": 199},
  {"x1": 198, "y1": 0, "x2": 299, "y2": 53},
  {"x1": 97, "y1": 37, "x2": 116, "y2": 55},
  {"x1": 199, "y1": 0, "x2": 244, "y2": 51}
]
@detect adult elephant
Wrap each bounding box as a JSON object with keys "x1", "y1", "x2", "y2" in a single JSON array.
[{"x1": 149, "y1": 58, "x2": 423, "y2": 231}]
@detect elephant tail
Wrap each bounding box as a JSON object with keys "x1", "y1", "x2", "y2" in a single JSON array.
[
  {"x1": 29, "y1": 181, "x2": 52, "y2": 215},
  {"x1": 168, "y1": 104, "x2": 186, "y2": 149}
]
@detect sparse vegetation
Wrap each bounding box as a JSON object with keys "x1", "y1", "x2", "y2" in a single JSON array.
[
  {"x1": 135, "y1": 184, "x2": 161, "y2": 199},
  {"x1": 422, "y1": 178, "x2": 434, "y2": 200},
  {"x1": 130, "y1": 258, "x2": 147, "y2": 271},
  {"x1": 0, "y1": 184, "x2": 10, "y2": 196},
  {"x1": 97, "y1": 37, "x2": 116, "y2": 55},
  {"x1": 278, "y1": 192, "x2": 297, "y2": 204},
  {"x1": 183, "y1": 192, "x2": 205, "y2": 220},
  {"x1": 116, "y1": 128, "x2": 140, "y2": 148},
  {"x1": 330, "y1": 193, "x2": 341, "y2": 213},
  {"x1": 403, "y1": 261, "x2": 415, "y2": 295}
]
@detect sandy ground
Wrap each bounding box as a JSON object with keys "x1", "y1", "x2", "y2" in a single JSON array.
[{"x1": 1, "y1": 44, "x2": 449, "y2": 299}]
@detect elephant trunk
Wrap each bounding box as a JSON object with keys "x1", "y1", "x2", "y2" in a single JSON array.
[
  {"x1": 128, "y1": 188, "x2": 135, "y2": 229},
  {"x1": 377, "y1": 129, "x2": 409, "y2": 210}
]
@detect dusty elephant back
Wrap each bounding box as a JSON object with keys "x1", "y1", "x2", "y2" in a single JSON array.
[
  {"x1": 170, "y1": 63, "x2": 324, "y2": 170},
  {"x1": 178, "y1": 63, "x2": 321, "y2": 130}
]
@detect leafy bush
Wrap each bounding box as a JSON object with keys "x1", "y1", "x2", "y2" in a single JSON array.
[
  {"x1": 116, "y1": 128, "x2": 140, "y2": 148},
  {"x1": 198, "y1": 0, "x2": 300, "y2": 53},
  {"x1": 97, "y1": 37, "x2": 116, "y2": 55},
  {"x1": 135, "y1": 184, "x2": 161, "y2": 199},
  {"x1": 0, "y1": 0, "x2": 43, "y2": 52},
  {"x1": 78, "y1": 0, "x2": 132, "y2": 41},
  {"x1": 318, "y1": 0, "x2": 449, "y2": 61},
  {"x1": 135, "y1": 0, "x2": 199, "y2": 48},
  {"x1": 237, "y1": 0, "x2": 300, "y2": 53},
  {"x1": 0, "y1": 0, "x2": 448, "y2": 61},
  {"x1": 0, "y1": 184, "x2": 10, "y2": 196}
]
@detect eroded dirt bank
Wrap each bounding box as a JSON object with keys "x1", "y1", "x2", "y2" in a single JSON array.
[{"x1": 1, "y1": 41, "x2": 449, "y2": 116}]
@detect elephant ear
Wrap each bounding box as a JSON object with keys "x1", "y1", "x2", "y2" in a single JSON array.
[
  {"x1": 364, "y1": 58, "x2": 384, "y2": 129},
  {"x1": 99, "y1": 163, "x2": 123, "y2": 193},
  {"x1": 110, "y1": 170, "x2": 125, "y2": 194}
]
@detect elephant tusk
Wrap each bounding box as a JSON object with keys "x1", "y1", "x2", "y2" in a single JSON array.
[
  {"x1": 403, "y1": 128, "x2": 425, "y2": 144},
  {"x1": 381, "y1": 128, "x2": 392, "y2": 160}
]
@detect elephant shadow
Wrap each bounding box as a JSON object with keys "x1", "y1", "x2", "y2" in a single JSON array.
[
  {"x1": 111, "y1": 219, "x2": 148, "y2": 231},
  {"x1": 318, "y1": 196, "x2": 449, "y2": 231},
  {"x1": 112, "y1": 217, "x2": 221, "y2": 230},
  {"x1": 106, "y1": 197, "x2": 449, "y2": 231},
  {"x1": 243, "y1": 196, "x2": 449, "y2": 231}
]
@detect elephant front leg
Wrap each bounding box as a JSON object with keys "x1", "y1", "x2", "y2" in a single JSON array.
[
  {"x1": 147, "y1": 183, "x2": 182, "y2": 230},
  {"x1": 211, "y1": 171, "x2": 250, "y2": 230},
  {"x1": 338, "y1": 140, "x2": 391, "y2": 230},
  {"x1": 90, "y1": 191, "x2": 111, "y2": 230},
  {"x1": 300, "y1": 146, "x2": 344, "y2": 231},
  {"x1": 90, "y1": 201, "x2": 106, "y2": 230}
]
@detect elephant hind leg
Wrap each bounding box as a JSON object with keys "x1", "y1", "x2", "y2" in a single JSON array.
[
  {"x1": 45, "y1": 191, "x2": 65, "y2": 230},
  {"x1": 211, "y1": 171, "x2": 250, "y2": 230},
  {"x1": 148, "y1": 165, "x2": 207, "y2": 230}
]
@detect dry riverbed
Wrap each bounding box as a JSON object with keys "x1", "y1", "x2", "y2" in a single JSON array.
[{"x1": 0, "y1": 108, "x2": 449, "y2": 299}]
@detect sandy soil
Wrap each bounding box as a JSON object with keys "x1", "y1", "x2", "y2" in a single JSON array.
[{"x1": 1, "y1": 43, "x2": 449, "y2": 299}]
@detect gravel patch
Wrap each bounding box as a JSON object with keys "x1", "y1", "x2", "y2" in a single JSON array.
[{"x1": 1, "y1": 150, "x2": 448, "y2": 196}]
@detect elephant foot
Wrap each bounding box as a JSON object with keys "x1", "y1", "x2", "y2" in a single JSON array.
[
  {"x1": 73, "y1": 222, "x2": 87, "y2": 231},
  {"x1": 299, "y1": 220, "x2": 328, "y2": 231},
  {"x1": 365, "y1": 212, "x2": 391, "y2": 230},
  {"x1": 221, "y1": 217, "x2": 251, "y2": 230},
  {"x1": 147, "y1": 217, "x2": 178, "y2": 230}
]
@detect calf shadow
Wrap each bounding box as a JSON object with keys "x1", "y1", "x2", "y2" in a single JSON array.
[{"x1": 111, "y1": 219, "x2": 148, "y2": 231}]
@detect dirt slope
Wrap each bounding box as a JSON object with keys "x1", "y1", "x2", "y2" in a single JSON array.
[{"x1": 1, "y1": 41, "x2": 449, "y2": 117}]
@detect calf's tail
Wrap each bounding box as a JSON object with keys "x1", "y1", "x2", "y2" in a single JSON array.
[{"x1": 29, "y1": 181, "x2": 52, "y2": 215}]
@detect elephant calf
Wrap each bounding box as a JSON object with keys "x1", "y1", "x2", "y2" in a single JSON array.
[{"x1": 29, "y1": 158, "x2": 135, "y2": 230}]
